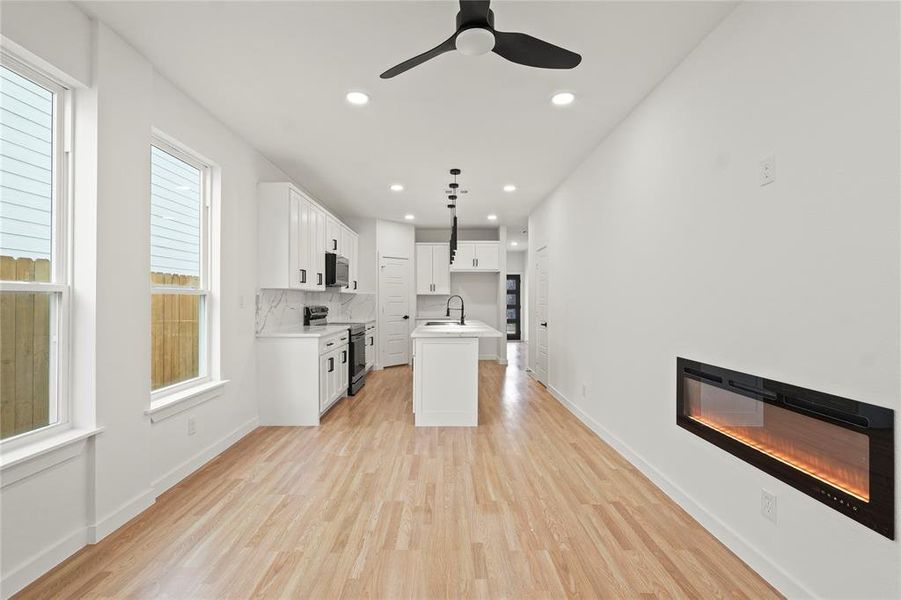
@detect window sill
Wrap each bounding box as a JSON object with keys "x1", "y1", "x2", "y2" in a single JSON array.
[
  {"x1": 0, "y1": 427, "x2": 103, "y2": 488},
  {"x1": 146, "y1": 380, "x2": 229, "y2": 423}
]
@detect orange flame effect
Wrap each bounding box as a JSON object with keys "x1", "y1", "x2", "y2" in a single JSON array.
[{"x1": 689, "y1": 415, "x2": 870, "y2": 502}]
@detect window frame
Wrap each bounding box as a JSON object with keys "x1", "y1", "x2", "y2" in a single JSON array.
[
  {"x1": 0, "y1": 51, "x2": 73, "y2": 449},
  {"x1": 149, "y1": 137, "x2": 212, "y2": 401}
]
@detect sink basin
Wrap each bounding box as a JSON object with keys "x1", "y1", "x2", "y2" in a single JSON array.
[{"x1": 425, "y1": 321, "x2": 465, "y2": 326}]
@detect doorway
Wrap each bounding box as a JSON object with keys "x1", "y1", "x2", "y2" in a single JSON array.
[
  {"x1": 378, "y1": 256, "x2": 411, "y2": 367},
  {"x1": 506, "y1": 274, "x2": 522, "y2": 340}
]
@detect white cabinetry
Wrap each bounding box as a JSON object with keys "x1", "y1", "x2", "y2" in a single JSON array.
[
  {"x1": 365, "y1": 321, "x2": 377, "y2": 370},
  {"x1": 258, "y1": 330, "x2": 348, "y2": 426},
  {"x1": 258, "y1": 182, "x2": 357, "y2": 292},
  {"x1": 319, "y1": 333, "x2": 349, "y2": 413},
  {"x1": 415, "y1": 243, "x2": 451, "y2": 294},
  {"x1": 327, "y1": 216, "x2": 342, "y2": 254},
  {"x1": 340, "y1": 226, "x2": 360, "y2": 292},
  {"x1": 449, "y1": 242, "x2": 500, "y2": 272}
]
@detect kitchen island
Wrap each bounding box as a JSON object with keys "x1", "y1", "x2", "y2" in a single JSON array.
[{"x1": 410, "y1": 319, "x2": 503, "y2": 426}]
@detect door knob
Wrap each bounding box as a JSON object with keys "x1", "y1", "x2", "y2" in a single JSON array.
[{"x1": 402, "y1": 315, "x2": 410, "y2": 320}]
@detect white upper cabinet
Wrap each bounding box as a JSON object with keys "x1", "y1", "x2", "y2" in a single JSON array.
[
  {"x1": 326, "y1": 216, "x2": 341, "y2": 254},
  {"x1": 450, "y1": 241, "x2": 500, "y2": 272},
  {"x1": 258, "y1": 182, "x2": 354, "y2": 291},
  {"x1": 340, "y1": 225, "x2": 359, "y2": 292},
  {"x1": 416, "y1": 243, "x2": 451, "y2": 294}
]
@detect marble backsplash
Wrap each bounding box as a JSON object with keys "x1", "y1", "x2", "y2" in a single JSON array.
[{"x1": 256, "y1": 289, "x2": 376, "y2": 333}]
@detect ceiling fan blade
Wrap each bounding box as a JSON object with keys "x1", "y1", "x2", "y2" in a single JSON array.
[
  {"x1": 458, "y1": 0, "x2": 491, "y2": 26},
  {"x1": 380, "y1": 34, "x2": 457, "y2": 79},
  {"x1": 492, "y1": 31, "x2": 581, "y2": 69}
]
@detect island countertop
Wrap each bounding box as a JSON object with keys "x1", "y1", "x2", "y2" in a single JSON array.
[{"x1": 410, "y1": 319, "x2": 503, "y2": 339}]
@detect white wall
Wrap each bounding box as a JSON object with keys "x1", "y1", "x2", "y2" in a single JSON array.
[
  {"x1": 528, "y1": 3, "x2": 900, "y2": 598},
  {"x1": 0, "y1": 6, "x2": 292, "y2": 595}
]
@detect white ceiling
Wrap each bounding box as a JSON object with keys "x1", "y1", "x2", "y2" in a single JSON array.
[{"x1": 78, "y1": 1, "x2": 734, "y2": 230}]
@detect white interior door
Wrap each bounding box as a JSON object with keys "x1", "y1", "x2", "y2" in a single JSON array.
[
  {"x1": 379, "y1": 256, "x2": 411, "y2": 367},
  {"x1": 535, "y1": 246, "x2": 549, "y2": 384}
]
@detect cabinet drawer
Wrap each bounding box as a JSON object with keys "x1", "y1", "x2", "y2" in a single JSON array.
[{"x1": 319, "y1": 333, "x2": 347, "y2": 355}]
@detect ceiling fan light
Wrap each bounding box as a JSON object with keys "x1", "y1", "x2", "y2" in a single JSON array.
[{"x1": 455, "y1": 28, "x2": 496, "y2": 56}]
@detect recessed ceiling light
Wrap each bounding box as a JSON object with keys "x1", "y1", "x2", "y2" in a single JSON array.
[
  {"x1": 551, "y1": 92, "x2": 575, "y2": 106},
  {"x1": 503, "y1": 184, "x2": 516, "y2": 192},
  {"x1": 346, "y1": 91, "x2": 370, "y2": 105},
  {"x1": 390, "y1": 184, "x2": 404, "y2": 192},
  {"x1": 511, "y1": 241, "x2": 519, "y2": 246},
  {"x1": 487, "y1": 214, "x2": 498, "y2": 221},
  {"x1": 404, "y1": 214, "x2": 415, "y2": 221}
]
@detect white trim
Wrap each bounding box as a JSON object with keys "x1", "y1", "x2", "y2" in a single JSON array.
[
  {"x1": 151, "y1": 416, "x2": 258, "y2": 498},
  {"x1": 545, "y1": 384, "x2": 812, "y2": 600},
  {"x1": 0, "y1": 427, "x2": 102, "y2": 488},
  {"x1": 146, "y1": 379, "x2": 229, "y2": 423},
  {"x1": 87, "y1": 488, "x2": 156, "y2": 544},
  {"x1": 0, "y1": 52, "x2": 73, "y2": 447},
  {"x1": 1, "y1": 526, "x2": 89, "y2": 600}
]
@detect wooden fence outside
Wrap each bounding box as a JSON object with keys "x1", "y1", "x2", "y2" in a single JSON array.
[
  {"x1": 151, "y1": 272, "x2": 201, "y2": 391},
  {"x1": 1, "y1": 256, "x2": 50, "y2": 439},
  {"x1": 0, "y1": 257, "x2": 200, "y2": 439}
]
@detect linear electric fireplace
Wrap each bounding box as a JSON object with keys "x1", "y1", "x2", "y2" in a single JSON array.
[{"x1": 676, "y1": 358, "x2": 894, "y2": 539}]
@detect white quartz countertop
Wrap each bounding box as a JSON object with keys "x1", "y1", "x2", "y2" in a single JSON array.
[
  {"x1": 257, "y1": 324, "x2": 351, "y2": 338},
  {"x1": 410, "y1": 319, "x2": 503, "y2": 339}
]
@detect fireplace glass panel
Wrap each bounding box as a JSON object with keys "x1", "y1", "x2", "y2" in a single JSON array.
[{"x1": 683, "y1": 377, "x2": 870, "y2": 501}]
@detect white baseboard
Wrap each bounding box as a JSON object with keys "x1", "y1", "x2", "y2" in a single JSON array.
[
  {"x1": 87, "y1": 488, "x2": 155, "y2": 543},
  {"x1": 2, "y1": 417, "x2": 260, "y2": 599},
  {"x1": 546, "y1": 384, "x2": 813, "y2": 600},
  {"x1": 1, "y1": 527, "x2": 88, "y2": 600},
  {"x1": 479, "y1": 354, "x2": 498, "y2": 361},
  {"x1": 151, "y1": 416, "x2": 259, "y2": 498}
]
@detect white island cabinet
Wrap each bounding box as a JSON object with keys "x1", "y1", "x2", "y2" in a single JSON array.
[{"x1": 411, "y1": 320, "x2": 502, "y2": 426}]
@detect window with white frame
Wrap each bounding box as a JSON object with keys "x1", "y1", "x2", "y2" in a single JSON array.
[
  {"x1": 0, "y1": 56, "x2": 70, "y2": 441},
  {"x1": 150, "y1": 141, "x2": 210, "y2": 395}
]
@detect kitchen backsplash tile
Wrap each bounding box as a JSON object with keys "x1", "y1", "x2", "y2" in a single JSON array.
[{"x1": 256, "y1": 289, "x2": 376, "y2": 333}]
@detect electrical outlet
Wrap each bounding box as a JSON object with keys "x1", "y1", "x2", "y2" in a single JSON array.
[
  {"x1": 759, "y1": 154, "x2": 776, "y2": 186},
  {"x1": 187, "y1": 417, "x2": 196, "y2": 436},
  {"x1": 761, "y1": 489, "x2": 777, "y2": 523}
]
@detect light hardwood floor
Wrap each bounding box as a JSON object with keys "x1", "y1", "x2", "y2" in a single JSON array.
[{"x1": 16, "y1": 342, "x2": 780, "y2": 599}]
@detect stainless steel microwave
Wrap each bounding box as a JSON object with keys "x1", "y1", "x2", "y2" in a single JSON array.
[{"x1": 325, "y1": 253, "x2": 349, "y2": 288}]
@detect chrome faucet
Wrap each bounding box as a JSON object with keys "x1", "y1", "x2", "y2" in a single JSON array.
[{"x1": 446, "y1": 295, "x2": 465, "y2": 325}]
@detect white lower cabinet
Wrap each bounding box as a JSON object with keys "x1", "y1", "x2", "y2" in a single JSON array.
[
  {"x1": 365, "y1": 322, "x2": 377, "y2": 370},
  {"x1": 259, "y1": 331, "x2": 348, "y2": 426}
]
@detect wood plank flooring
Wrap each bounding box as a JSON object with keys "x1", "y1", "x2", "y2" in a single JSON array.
[{"x1": 15, "y1": 342, "x2": 780, "y2": 599}]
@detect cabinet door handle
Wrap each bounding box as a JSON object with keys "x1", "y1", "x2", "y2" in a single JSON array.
[
  {"x1": 318, "y1": 273, "x2": 323, "y2": 286},
  {"x1": 342, "y1": 350, "x2": 347, "y2": 364},
  {"x1": 333, "y1": 239, "x2": 337, "y2": 251},
  {"x1": 327, "y1": 342, "x2": 334, "y2": 347},
  {"x1": 300, "y1": 268, "x2": 307, "y2": 284},
  {"x1": 354, "y1": 281, "x2": 357, "y2": 290},
  {"x1": 328, "y1": 357, "x2": 334, "y2": 372}
]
